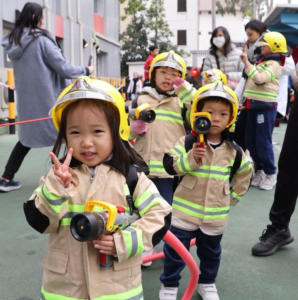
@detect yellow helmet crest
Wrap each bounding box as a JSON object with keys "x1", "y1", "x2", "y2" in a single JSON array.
[{"x1": 149, "y1": 50, "x2": 186, "y2": 79}]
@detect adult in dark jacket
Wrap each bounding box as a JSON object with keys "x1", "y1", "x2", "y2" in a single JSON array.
[
  {"x1": 251, "y1": 58, "x2": 298, "y2": 256},
  {"x1": 0, "y1": 2, "x2": 93, "y2": 192}
]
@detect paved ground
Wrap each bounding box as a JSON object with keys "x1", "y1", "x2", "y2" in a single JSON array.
[{"x1": 1, "y1": 123, "x2": 298, "y2": 300}]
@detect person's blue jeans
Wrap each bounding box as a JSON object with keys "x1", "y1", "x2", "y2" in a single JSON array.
[
  {"x1": 160, "y1": 226, "x2": 223, "y2": 287},
  {"x1": 151, "y1": 177, "x2": 174, "y2": 205},
  {"x1": 245, "y1": 107, "x2": 277, "y2": 174}
]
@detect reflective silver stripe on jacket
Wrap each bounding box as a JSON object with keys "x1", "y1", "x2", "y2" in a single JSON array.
[{"x1": 125, "y1": 227, "x2": 138, "y2": 257}]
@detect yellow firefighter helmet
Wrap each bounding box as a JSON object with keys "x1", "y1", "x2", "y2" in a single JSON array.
[
  {"x1": 258, "y1": 31, "x2": 288, "y2": 54},
  {"x1": 149, "y1": 50, "x2": 187, "y2": 79},
  {"x1": 203, "y1": 68, "x2": 228, "y2": 85},
  {"x1": 191, "y1": 82, "x2": 239, "y2": 131},
  {"x1": 51, "y1": 76, "x2": 130, "y2": 141}
]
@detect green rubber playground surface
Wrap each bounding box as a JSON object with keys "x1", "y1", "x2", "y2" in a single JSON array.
[{"x1": 1, "y1": 123, "x2": 298, "y2": 300}]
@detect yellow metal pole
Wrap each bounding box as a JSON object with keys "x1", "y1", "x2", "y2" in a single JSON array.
[{"x1": 7, "y1": 69, "x2": 15, "y2": 134}]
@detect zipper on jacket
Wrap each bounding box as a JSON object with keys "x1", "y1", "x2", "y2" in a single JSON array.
[{"x1": 89, "y1": 168, "x2": 95, "y2": 183}]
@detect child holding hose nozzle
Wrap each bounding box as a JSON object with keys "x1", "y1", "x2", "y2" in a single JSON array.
[
  {"x1": 23, "y1": 76, "x2": 172, "y2": 300},
  {"x1": 159, "y1": 82, "x2": 252, "y2": 300},
  {"x1": 129, "y1": 50, "x2": 196, "y2": 266},
  {"x1": 130, "y1": 50, "x2": 196, "y2": 205},
  {"x1": 128, "y1": 103, "x2": 156, "y2": 124}
]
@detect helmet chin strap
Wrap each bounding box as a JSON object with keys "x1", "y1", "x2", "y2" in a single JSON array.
[{"x1": 154, "y1": 86, "x2": 175, "y2": 96}]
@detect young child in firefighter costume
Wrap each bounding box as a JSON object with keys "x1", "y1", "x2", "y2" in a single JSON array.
[
  {"x1": 23, "y1": 76, "x2": 172, "y2": 300},
  {"x1": 130, "y1": 50, "x2": 196, "y2": 205},
  {"x1": 240, "y1": 31, "x2": 288, "y2": 190},
  {"x1": 159, "y1": 82, "x2": 252, "y2": 300}
]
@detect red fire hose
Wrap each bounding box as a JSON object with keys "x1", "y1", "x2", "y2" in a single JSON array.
[
  {"x1": 0, "y1": 116, "x2": 52, "y2": 127},
  {"x1": 142, "y1": 234, "x2": 198, "y2": 300}
]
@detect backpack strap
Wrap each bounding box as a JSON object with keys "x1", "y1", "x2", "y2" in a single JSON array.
[
  {"x1": 211, "y1": 52, "x2": 221, "y2": 69},
  {"x1": 181, "y1": 104, "x2": 191, "y2": 134},
  {"x1": 126, "y1": 165, "x2": 139, "y2": 214},
  {"x1": 228, "y1": 140, "x2": 243, "y2": 182},
  {"x1": 184, "y1": 132, "x2": 197, "y2": 152},
  {"x1": 197, "y1": 58, "x2": 205, "y2": 88}
]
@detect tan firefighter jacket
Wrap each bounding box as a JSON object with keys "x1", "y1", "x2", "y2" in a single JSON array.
[
  {"x1": 28, "y1": 162, "x2": 171, "y2": 300},
  {"x1": 131, "y1": 86, "x2": 194, "y2": 178},
  {"x1": 164, "y1": 136, "x2": 252, "y2": 227},
  {"x1": 244, "y1": 59, "x2": 281, "y2": 102}
]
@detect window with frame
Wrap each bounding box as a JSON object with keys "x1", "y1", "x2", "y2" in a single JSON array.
[
  {"x1": 177, "y1": 30, "x2": 187, "y2": 46},
  {"x1": 94, "y1": 0, "x2": 105, "y2": 16},
  {"x1": 55, "y1": 0, "x2": 62, "y2": 15},
  {"x1": 177, "y1": 0, "x2": 187, "y2": 12}
]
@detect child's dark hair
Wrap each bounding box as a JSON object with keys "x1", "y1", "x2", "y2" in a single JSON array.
[
  {"x1": 245, "y1": 20, "x2": 267, "y2": 35},
  {"x1": 150, "y1": 67, "x2": 159, "y2": 89},
  {"x1": 52, "y1": 99, "x2": 146, "y2": 177},
  {"x1": 9, "y1": 2, "x2": 48, "y2": 46},
  {"x1": 210, "y1": 26, "x2": 232, "y2": 57},
  {"x1": 149, "y1": 45, "x2": 158, "y2": 52}
]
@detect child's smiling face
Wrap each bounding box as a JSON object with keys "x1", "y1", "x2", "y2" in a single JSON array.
[
  {"x1": 155, "y1": 67, "x2": 180, "y2": 92},
  {"x1": 65, "y1": 101, "x2": 113, "y2": 167}
]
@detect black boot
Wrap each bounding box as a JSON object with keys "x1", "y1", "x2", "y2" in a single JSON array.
[{"x1": 252, "y1": 225, "x2": 294, "y2": 256}]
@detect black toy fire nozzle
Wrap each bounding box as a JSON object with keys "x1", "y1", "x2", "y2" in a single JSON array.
[
  {"x1": 70, "y1": 201, "x2": 139, "y2": 269},
  {"x1": 192, "y1": 112, "x2": 211, "y2": 148},
  {"x1": 128, "y1": 103, "x2": 156, "y2": 123}
]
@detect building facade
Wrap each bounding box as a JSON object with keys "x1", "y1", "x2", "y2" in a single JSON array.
[
  {"x1": 0, "y1": 0, "x2": 120, "y2": 120},
  {"x1": 163, "y1": 0, "x2": 247, "y2": 67},
  {"x1": 264, "y1": 3, "x2": 298, "y2": 49}
]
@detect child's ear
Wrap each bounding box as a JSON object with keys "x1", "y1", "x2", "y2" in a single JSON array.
[{"x1": 228, "y1": 113, "x2": 233, "y2": 125}]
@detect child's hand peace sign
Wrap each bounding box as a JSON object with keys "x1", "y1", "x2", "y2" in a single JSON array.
[{"x1": 49, "y1": 148, "x2": 73, "y2": 188}]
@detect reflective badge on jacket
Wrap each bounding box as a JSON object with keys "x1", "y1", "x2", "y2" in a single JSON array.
[{"x1": 257, "y1": 113, "x2": 264, "y2": 124}]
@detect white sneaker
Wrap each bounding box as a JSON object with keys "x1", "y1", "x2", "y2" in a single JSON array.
[
  {"x1": 251, "y1": 170, "x2": 265, "y2": 187},
  {"x1": 259, "y1": 173, "x2": 277, "y2": 190},
  {"x1": 197, "y1": 283, "x2": 220, "y2": 300},
  {"x1": 141, "y1": 248, "x2": 155, "y2": 267},
  {"x1": 159, "y1": 284, "x2": 178, "y2": 300}
]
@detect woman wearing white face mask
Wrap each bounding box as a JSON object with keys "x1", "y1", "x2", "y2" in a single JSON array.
[{"x1": 202, "y1": 26, "x2": 243, "y2": 90}]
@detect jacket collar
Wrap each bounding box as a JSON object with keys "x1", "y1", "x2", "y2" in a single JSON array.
[
  {"x1": 257, "y1": 53, "x2": 284, "y2": 65},
  {"x1": 142, "y1": 86, "x2": 176, "y2": 102},
  {"x1": 61, "y1": 154, "x2": 125, "y2": 176}
]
